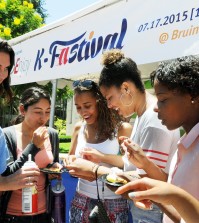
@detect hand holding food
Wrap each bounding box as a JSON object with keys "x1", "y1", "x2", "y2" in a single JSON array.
[{"x1": 32, "y1": 126, "x2": 49, "y2": 149}]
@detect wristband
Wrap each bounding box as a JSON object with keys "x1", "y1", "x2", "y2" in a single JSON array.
[
  {"x1": 95, "y1": 165, "x2": 100, "y2": 180},
  {"x1": 92, "y1": 164, "x2": 99, "y2": 178}
]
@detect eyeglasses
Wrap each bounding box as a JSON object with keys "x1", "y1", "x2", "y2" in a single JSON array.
[{"x1": 73, "y1": 80, "x2": 94, "y2": 89}]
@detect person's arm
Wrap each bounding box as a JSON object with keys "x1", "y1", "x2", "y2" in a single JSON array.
[
  {"x1": 0, "y1": 166, "x2": 40, "y2": 191},
  {"x1": 120, "y1": 136, "x2": 168, "y2": 181},
  {"x1": 66, "y1": 158, "x2": 111, "y2": 181},
  {"x1": 2, "y1": 126, "x2": 49, "y2": 176},
  {"x1": 2, "y1": 143, "x2": 39, "y2": 176},
  {"x1": 81, "y1": 148, "x2": 124, "y2": 168},
  {"x1": 117, "y1": 121, "x2": 132, "y2": 141},
  {"x1": 80, "y1": 121, "x2": 133, "y2": 168},
  {"x1": 115, "y1": 177, "x2": 199, "y2": 223},
  {"x1": 68, "y1": 122, "x2": 81, "y2": 155}
]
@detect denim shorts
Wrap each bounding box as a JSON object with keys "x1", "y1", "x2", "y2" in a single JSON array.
[{"x1": 129, "y1": 200, "x2": 163, "y2": 223}]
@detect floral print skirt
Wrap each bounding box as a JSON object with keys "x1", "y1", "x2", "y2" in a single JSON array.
[{"x1": 69, "y1": 192, "x2": 129, "y2": 223}]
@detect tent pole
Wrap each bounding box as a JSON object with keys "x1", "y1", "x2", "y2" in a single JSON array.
[{"x1": 49, "y1": 79, "x2": 57, "y2": 128}]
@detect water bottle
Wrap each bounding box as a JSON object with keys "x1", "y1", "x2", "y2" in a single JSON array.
[
  {"x1": 22, "y1": 154, "x2": 38, "y2": 213},
  {"x1": 51, "y1": 180, "x2": 66, "y2": 223}
]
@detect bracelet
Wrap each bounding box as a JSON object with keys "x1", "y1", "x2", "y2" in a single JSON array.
[
  {"x1": 95, "y1": 165, "x2": 100, "y2": 180},
  {"x1": 92, "y1": 164, "x2": 99, "y2": 178}
]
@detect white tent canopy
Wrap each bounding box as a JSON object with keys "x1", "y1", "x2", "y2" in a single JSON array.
[{"x1": 9, "y1": 0, "x2": 199, "y2": 86}]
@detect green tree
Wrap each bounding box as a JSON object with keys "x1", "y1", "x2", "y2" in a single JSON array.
[
  {"x1": 0, "y1": 0, "x2": 46, "y2": 40},
  {"x1": 0, "y1": 1, "x2": 73, "y2": 127}
]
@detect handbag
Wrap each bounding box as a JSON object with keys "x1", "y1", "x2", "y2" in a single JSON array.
[{"x1": 89, "y1": 166, "x2": 111, "y2": 223}]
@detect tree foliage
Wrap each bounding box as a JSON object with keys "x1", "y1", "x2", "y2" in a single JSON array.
[
  {"x1": 0, "y1": 1, "x2": 73, "y2": 127},
  {"x1": 0, "y1": 0, "x2": 47, "y2": 40}
]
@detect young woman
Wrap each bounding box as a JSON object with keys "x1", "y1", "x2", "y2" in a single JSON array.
[
  {"x1": 68, "y1": 79, "x2": 132, "y2": 223},
  {"x1": 0, "y1": 41, "x2": 40, "y2": 191},
  {"x1": 2, "y1": 87, "x2": 61, "y2": 223},
  {"x1": 115, "y1": 55, "x2": 199, "y2": 223},
  {"x1": 153, "y1": 55, "x2": 199, "y2": 223}
]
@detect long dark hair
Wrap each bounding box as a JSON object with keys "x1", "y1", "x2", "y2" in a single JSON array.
[
  {"x1": 0, "y1": 41, "x2": 14, "y2": 102},
  {"x1": 73, "y1": 79, "x2": 123, "y2": 141}
]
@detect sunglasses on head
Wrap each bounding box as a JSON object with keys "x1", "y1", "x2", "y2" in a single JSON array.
[{"x1": 73, "y1": 80, "x2": 94, "y2": 89}]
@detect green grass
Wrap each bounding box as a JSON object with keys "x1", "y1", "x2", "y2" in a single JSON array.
[{"x1": 59, "y1": 142, "x2": 71, "y2": 153}]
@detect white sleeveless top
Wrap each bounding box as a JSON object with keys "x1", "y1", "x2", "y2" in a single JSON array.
[{"x1": 75, "y1": 123, "x2": 121, "y2": 199}]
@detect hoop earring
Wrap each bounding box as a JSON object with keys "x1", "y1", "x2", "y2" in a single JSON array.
[{"x1": 120, "y1": 92, "x2": 133, "y2": 106}]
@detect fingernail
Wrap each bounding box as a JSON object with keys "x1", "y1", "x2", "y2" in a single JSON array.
[
  {"x1": 149, "y1": 203, "x2": 153, "y2": 210},
  {"x1": 128, "y1": 192, "x2": 136, "y2": 198}
]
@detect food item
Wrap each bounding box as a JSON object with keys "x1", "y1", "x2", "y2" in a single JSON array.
[
  {"x1": 106, "y1": 173, "x2": 127, "y2": 184},
  {"x1": 42, "y1": 167, "x2": 60, "y2": 172}
]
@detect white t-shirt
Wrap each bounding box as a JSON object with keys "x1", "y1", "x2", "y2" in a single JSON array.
[
  {"x1": 123, "y1": 105, "x2": 180, "y2": 174},
  {"x1": 75, "y1": 123, "x2": 121, "y2": 199},
  {"x1": 0, "y1": 127, "x2": 10, "y2": 174}
]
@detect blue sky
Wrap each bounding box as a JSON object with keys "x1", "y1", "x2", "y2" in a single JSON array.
[{"x1": 44, "y1": 0, "x2": 100, "y2": 24}]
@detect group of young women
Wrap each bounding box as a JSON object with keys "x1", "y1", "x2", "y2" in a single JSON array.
[
  {"x1": 66, "y1": 50, "x2": 199, "y2": 223},
  {"x1": 0, "y1": 40, "x2": 199, "y2": 223}
]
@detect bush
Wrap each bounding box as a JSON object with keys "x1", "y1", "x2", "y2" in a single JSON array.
[
  {"x1": 59, "y1": 135, "x2": 71, "y2": 143},
  {"x1": 59, "y1": 142, "x2": 71, "y2": 153}
]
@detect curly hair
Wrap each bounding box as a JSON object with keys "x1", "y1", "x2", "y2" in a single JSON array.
[
  {"x1": 74, "y1": 79, "x2": 123, "y2": 141},
  {"x1": 99, "y1": 49, "x2": 145, "y2": 93},
  {"x1": 151, "y1": 55, "x2": 199, "y2": 98},
  {"x1": 0, "y1": 41, "x2": 14, "y2": 102}
]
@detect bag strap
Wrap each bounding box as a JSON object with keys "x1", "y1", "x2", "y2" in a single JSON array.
[{"x1": 95, "y1": 165, "x2": 100, "y2": 201}]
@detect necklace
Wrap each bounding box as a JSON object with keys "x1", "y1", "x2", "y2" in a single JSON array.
[
  {"x1": 95, "y1": 132, "x2": 99, "y2": 140},
  {"x1": 85, "y1": 124, "x2": 99, "y2": 142}
]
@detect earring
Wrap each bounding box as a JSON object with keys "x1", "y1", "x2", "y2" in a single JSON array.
[
  {"x1": 191, "y1": 100, "x2": 195, "y2": 104},
  {"x1": 120, "y1": 92, "x2": 133, "y2": 106}
]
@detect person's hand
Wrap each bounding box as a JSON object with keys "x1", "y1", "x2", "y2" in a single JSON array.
[
  {"x1": 80, "y1": 147, "x2": 104, "y2": 163},
  {"x1": 66, "y1": 158, "x2": 96, "y2": 181},
  {"x1": 106, "y1": 172, "x2": 139, "y2": 198},
  {"x1": 5, "y1": 166, "x2": 40, "y2": 190},
  {"x1": 62, "y1": 154, "x2": 76, "y2": 166},
  {"x1": 48, "y1": 162, "x2": 63, "y2": 180},
  {"x1": 32, "y1": 126, "x2": 49, "y2": 149},
  {"x1": 119, "y1": 136, "x2": 149, "y2": 169},
  {"x1": 115, "y1": 177, "x2": 175, "y2": 210}
]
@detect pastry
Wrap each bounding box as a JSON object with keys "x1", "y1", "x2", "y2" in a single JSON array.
[
  {"x1": 43, "y1": 167, "x2": 60, "y2": 172},
  {"x1": 106, "y1": 173, "x2": 127, "y2": 184}
]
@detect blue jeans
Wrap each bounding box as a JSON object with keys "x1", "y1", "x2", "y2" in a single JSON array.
[{"x1": 129, "y1": 201, "x2": 163, "y2": 223}]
